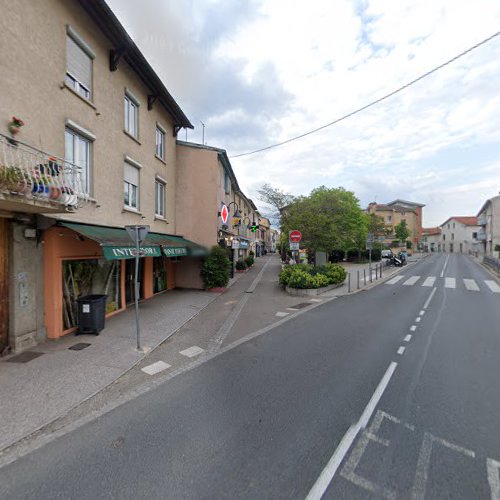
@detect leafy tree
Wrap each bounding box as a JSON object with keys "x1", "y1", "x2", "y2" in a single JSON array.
[
  {"x1": 257, "y1": 183, "x2": 296, "y2": 226},
  {"x1": 281, "y1": 186, "x2": 368, "y2": 257},
  {"x1": 395, "y1": 220, "x2": 410, "y2": 244},
  {"x1": 367, "y1": 213, "x2": 386, "y2": 236}
]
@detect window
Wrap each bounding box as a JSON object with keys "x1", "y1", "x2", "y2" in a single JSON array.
[
  {"x1": 453, "y1": 223, "x2": 455, "y2": 228},
  {"x1": 224, "y1": 172, "x2": 230, "y2": 193},
  {"x1": 124, "y1": 92, "x2": 139, "y2": 138},
  {"x1": 451, "y1": 233, "x2": 455, "y2": 240},
  {"x1": 65, "y1": 128, "x2": 91, "y2": 194},
  {"x1": 472, "y1": 232, "x2": 478, "y2": 239},
  {"x1": 443, "y1": 234, "x2": 446, "y2": 241},
  {"x1": 155, "y1": 180, "x2": 165, "y2": 217},
  {"x1": 124, "y1": 162, "x2": 139, "y2": 209},
  {"x1": 387, "y1": 215, "x2": 392, "y2": 222},
  {"x1": 155, "y1": 126, "x2": 165, "y2": 160},
  {"x1": 66, "y1": 27, "x2": 94, "y2": 100},
  {"x1": 448, "y1": 224, "x2": 450, "y2": 229}
]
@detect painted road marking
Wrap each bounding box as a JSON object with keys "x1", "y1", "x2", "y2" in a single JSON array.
[
  {"x1": 423, "y1": 287, "x2": 437, "y2": 309},
  {"x1": 386, "y1": 275, "x2": 405, "y2": 285},
  {"x1": 410, "y1": 325, "x2": 417, "y2": 332},
  {"x1": 179, "y1": 346, "x2": 205, "y2": 358},
  {"x1": 276, "y1": 311, "x2": 289, "y2": 317},
  {"x1": 422, "y1": 276, "x2": 436, "y2": 287},
  {"x1": 404, "y1": 334, "x2": 412, "y2": 342},
  {"x1": 415, "y1": 317, "x2": 421, "y2": 323},
  {"x1": 444, "y1": 277, "x2": 456, "y2": 289},
  {"x1": 487, "y1": 458, "x2": 500, "y2": 500},
  {"x1": 309, "y1": 298, "x2": 323, "y2": 302},
  {"x1": 485, "y1": 280, "x2": 500, "y2": 293},
  {"x1": 397, "y1": 346, "x2": 406, "y2": 355},
  {"x1": 141, "y1": 361, "x2": 171, "y2": 375},
  {"x1": 403, "y1": 276, "x2": 420, "y2": 286},
  {"x1": 419, "y1": 310, "x2": 425, "y2": 316},
  {"x1": 305, "y1": 363, "x2": 398, "y2": 500},
  {"x1": 286, "y1": 307, "x2": 299, "y2": 311},
  {"x1": 463, "y1": 278, "x2": 480, "y2": 291},
  {"x1": 440, "y1": 254, "x2": 450, "y2": 278}
]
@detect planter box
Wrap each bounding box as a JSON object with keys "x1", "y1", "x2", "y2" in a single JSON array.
[
  {"x1": 285, "y1": 282, "x2": 344, "y2": 296},
  {"x1": 236, "y1": 268, "x2": 248, "y2": 273}
]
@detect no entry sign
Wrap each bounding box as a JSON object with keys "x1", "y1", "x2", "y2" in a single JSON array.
[{"x1": 289, "y1": 230, "x2": 302, "y2": 243}]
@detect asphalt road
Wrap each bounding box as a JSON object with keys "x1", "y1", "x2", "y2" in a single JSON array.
[{"x1": 1, "y1": 253, "x2": 499, "y2": 499}]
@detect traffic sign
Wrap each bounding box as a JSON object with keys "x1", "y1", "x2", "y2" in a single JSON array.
[
  {"x1": 289, "y1": 230, "x2": 302, "y2": 243},
  {"x1": 125, "y1": 225, "x2": 150, "y2": 245},
  {"x1": 220, "y1": 204, "x2": 229, "y2": 224},
  {"x1": 290, "y1": 242, "x2": 299, "y2": 250}
]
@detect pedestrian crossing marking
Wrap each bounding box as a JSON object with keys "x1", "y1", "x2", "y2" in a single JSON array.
[
  {"x1": 386, "y1": 275, "x2": 405, "y2": 285},
  {"x1": 403, "y1": 276, "x2": 420, "y2": 286},
  {"x1": 463, "y1": 279, "x2": 480, "y2": 291},
  {"x1": 444, "y1": 277, "x2": 456, "y2": 289},
  {"x1": 485, "y1": 280, "x2": 500, "y2": 293},
  {"x1": 422, "y1": 277, "x2": 435, "y2": 287}
]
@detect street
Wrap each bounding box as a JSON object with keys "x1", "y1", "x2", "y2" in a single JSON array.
[{"x1": 1, "y1": 253, "x2": 499, "y2": 499}]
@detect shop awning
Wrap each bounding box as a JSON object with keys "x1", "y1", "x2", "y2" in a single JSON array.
[{"x1": 59, "y1": 222, "x2": 207, "y2": 260}]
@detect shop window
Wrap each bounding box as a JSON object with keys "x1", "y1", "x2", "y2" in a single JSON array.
[
  {"x1": 62, "y1": 259, "x2": 121, "y2": 331},
  {"x1": 153, "y1": 256, "x2": 168, "y2": 293}
]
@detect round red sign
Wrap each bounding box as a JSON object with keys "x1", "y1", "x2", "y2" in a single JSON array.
[{"x1": 289, "y1": 230, "x2": 302, "y2": 242}]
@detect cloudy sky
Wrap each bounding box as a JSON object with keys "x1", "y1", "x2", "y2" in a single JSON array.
[{"x1": 107, "y1": 0, "x2": 500, "y2": 227}]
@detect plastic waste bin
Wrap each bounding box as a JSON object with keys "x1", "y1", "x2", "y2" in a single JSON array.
[{"x1": 76, "y1": 294, "x2": 107, "y2": 335}]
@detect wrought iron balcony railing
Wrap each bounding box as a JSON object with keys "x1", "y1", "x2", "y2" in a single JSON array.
[{"x1": 0, "y1": 134, "x2": 88, "y2": 209}]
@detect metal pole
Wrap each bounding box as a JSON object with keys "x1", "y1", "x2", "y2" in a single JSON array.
[
  {"x1": 364, "y1": 269, "x2": 366, "y2": 286},
  {"x1": 348, "y1": 272, "x2": 351, "y2": 293},
  {"x1": 380, "y1": 261, "x2": 383, "y2": 278},
  {"x1": 370, "y1": 263, "x2": 373, "y2": 283},
  {"x1": 369, "y1": 248, "x2": 372, "y2": 281},
  {"x1": 134, "y1": 227, "x2": 141, "y2": 350},
  {"x1": 357, "y1": 270, "x2": 360, "y2": 289}
]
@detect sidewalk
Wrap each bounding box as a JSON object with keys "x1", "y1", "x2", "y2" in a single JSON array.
[{"x1": 0, "y1": 253, "x2": 426, "y2": 454}]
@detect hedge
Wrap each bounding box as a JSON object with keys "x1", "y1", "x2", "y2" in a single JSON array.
[{"x1": 279, "y1": 263, "x2": 347, "y2": 289}]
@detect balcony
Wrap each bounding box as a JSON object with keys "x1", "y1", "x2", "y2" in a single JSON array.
[
  {"x1": 477, "y1": 215, "x2": 487, "y2": 226},
  {"x1": 0, "y1": 134, "x2": 88, "y2": 214}
]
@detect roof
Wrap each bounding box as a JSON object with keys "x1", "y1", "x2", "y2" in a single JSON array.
[
  {"x1": 387, "y1": 199, "x2": 425, "y2": 208},
  {"x1": 78, "y1": 0, "x2": 192, "y2": 130},
  {"x1": 422, "y1": 227, "x2": 441, "y2": 235},
  {"x1": 369, "y1": 203, "x2": 417, "y2": 214},
  {"x1": 477, "y1": 194, "x2": 500, "y2": 216},
  {"x1": 440, "y1": 216, "x2": 479, "y2": 227}
]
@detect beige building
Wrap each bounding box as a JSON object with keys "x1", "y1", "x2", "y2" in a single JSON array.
[
  {"x1": 176, "y1": 141, "x2": 259, "y2": 278},
  {"x1": 367, "y1": 199, "x2": 425, "y2": 249},
  {"x1": 0, "y1": 0, "x2": 209, "y2": 350},
  {"x1": 439, "y1": 217, "x2": 481, "y2": 254},
  {"x1": 477, "y1": 194, "x2": 500, "y2": 257}
]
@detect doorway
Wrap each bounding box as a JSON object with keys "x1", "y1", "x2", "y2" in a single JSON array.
[{"x1": 125, "y1": 258, "x2": 144, "y2": 304}]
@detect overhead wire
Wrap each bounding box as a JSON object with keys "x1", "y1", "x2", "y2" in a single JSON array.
[{"x1": 230, "y1": 29, "x2": 500, "y2": 159}]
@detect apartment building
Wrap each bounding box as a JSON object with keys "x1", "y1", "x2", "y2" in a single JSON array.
[
  {"x1": 439, "y1": 217, "x2": 481, "y2": 254},
  {"x1": 176, "y1": 141, "x2": 259, "y2": 281},
  {"x1": 421, "y1": 227, "x2": 442, "y2": 252},
  {"x1": 477, "y1": 194, "x2": 500, "y2": 257},
  {"x1": 0, "y1": 0, "x2": 208, "y2": 349}
]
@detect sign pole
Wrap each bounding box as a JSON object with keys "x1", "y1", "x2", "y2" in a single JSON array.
[{"x1": 134, "y1": 227, "x2": 141, "y2": 350}]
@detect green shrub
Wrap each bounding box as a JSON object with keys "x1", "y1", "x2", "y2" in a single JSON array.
[
  {"x1": 280, "y1": 263, "x2": 346, "y2": 288},
  {"x1": 245, "y1": 256, "x2": 254, "y2": 267},
  {"x1": 249, "y1": 250, "x2": 255, "y2": 256},
  {"x1": 201, "y1": 246, "x2": 232, "y2": 289},
  {"x1": 287, "y1": 269, "x2": 317, "y2": 289},
  {"x1": 235, "y1": 258, "x2": 247, "y2": 270}
]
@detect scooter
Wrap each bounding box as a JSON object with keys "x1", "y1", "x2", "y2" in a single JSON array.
[{"x1": 389, "y1": 255, "x2": 404, "y2": 267}]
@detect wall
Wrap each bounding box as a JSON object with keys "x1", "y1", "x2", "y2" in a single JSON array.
[
  {"x1": 175, "y1": 258, "x2": 203, "y2": 289},
  {"x1": 440, "y1": 220, "x2": 480, "y2": 253}
]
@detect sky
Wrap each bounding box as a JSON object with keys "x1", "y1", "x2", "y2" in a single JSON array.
[{"x1": 106, "y1": 0, "x2": 500, "y2": 227}]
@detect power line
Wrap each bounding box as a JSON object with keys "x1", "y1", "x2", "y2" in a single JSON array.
[{"x1": 230, "y1": 29, "x2": 500, "y2": 159}]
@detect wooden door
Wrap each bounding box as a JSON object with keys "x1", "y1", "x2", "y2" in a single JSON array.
[{"x1": 0, "y1": 219, "x2": 9, "y2": 352}]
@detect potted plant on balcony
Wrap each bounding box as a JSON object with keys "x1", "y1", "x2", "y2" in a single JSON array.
[
  {"x1": 7, "y1": 116, "x2": 24, "y2": 136},
  {"x1": 0, "y1": 165, "x2": 29, "y2": 194}
]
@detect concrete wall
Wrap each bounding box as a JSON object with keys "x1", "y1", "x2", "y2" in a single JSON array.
[
  {"x1": 175, "y1": 258, "x2": 203, "y2": 289},
  {"x1": 0, "y1": 0, "x2": 178, "y2": 234}
]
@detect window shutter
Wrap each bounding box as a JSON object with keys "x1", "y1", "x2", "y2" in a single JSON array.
[
  {"x1": 67, "y1": 36, "x2": 92, "y2": 91},
  {"x1": 124, "y1": 163, "x2": 139, "y2": 185}
]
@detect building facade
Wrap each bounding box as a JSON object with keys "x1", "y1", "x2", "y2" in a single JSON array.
[
  {"x1": 421, "y1": 227, "x2": 442, "y2": 252},
  {"x1": 439, "y1": 217, "x2": 481, "y2": 254},
  {"x1": 477, "y1": 195, "x2": 500, "y2": 257},
  {"x1": 0, "y1": 0, "x2": 209, "y2": 349}
]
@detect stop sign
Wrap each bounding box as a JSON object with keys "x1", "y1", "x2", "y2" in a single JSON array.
[{"x1": 289, "y1": 230, "x2": 302, "y2": 243}]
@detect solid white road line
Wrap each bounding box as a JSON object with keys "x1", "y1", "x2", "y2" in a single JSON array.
[
  {"x1": 422, "y1": 277, "x2": 436, "y2": 287},
  {"x1": 179, "y1": 346, "x2": 205, "y2": 358},
  {"x1": 386, "y1": 275, "x2": 405, "y2": 285},
  {"x1": 141, "y1": 361, "x2": 171, "y2": 375},
  {"x1": 423, "y1": 287, "x2": 437, "y2": 309},
  {"x1": 403, "y1": 276, "x2": 420, "y2": 286},
  {"x1": 463, "y1": 279, "x2": 480, "y2": 291},
  {"x1": 404, "y1": 334, "x2": 412, "y2": 342},
  {"x1": 440, "y1": 255, "x2": 450, "y2": 278},
  {"x1": 305, "y1": 362, "x2": 398, "y2": 500},
  {"x1": 485, "y1": 280, "x2": 500, "y2": 293},
  {"x1": 397, "y1": 346, "x2": 406, "y2": 355},
  {"x1": 444, "y1": 277, "x2": 456, "y2": 289}
]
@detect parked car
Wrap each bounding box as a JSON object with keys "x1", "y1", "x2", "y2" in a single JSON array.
[{"x1": 381, "y1": 249, "x2": 393, "y2": 259}]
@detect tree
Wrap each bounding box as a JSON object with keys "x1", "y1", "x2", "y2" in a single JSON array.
[
  {"x1": 395, "y1": 220, "x2": 410, "y2": 244},
  {"x1": 281, "y1": 186, "x2": 368, "y2": 257},
  {"x1": 367, "y1": 213, "x2": 386, "y2": 237},
  {"x1": 257, "y1": 183, "x2": 295, "y2": 226}
]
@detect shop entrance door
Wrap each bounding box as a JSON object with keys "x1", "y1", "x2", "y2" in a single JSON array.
[
  {"x1": 0, "y1": 219, "x2": 9, "y2": 353},
  {"x1": 125, "y1": 258, "x2": 144, "y2": 305}
]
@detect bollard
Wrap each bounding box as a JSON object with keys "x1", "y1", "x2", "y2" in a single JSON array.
[
  {"x1": 380, "y1": 262, "x2": 383, "y2": 278},
  {"x1": 364, "y1": 269, "x2": 366, "y2": 286},
  {"x1": 348, "y1": 272, "x2": 351, "y2": 293},
  {"x1": 357, "y1": 270, "x2": 360, "y2": 289},
  {"x1": 370, "y1": 265, "x2": 373, "y2": 283}
]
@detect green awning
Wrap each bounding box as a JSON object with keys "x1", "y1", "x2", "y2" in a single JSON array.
[{"x1": 59, "y1": 222, "x2": 207, "y2": 260}]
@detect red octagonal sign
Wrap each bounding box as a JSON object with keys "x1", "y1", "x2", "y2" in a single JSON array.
[
  {"x1": 289, "y1": 230, "x2": 302, "y2": 243},
  {"x1": 220, "y1": 204, "x2": 229, "y2": 224}
]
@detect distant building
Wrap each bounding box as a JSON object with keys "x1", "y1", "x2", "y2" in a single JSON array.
[
  {"x1": 439, "y1": 217, "x2": 481, "y2": 254},
  {"x1": 421, "y1": 227, "x2": 441, "y2": 252},
  {"x1": 476, "y1": 194, "x2": 500, "y2": 257}
]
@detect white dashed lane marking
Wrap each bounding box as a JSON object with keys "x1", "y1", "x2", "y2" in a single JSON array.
[
  {"x1": 463, "y1": 279, "x2": 480, "y2": 291},
  {"x1": 141, "y1": 361, "x2": 171, "y2": 375},
  {"x1": 179, "y1": 346, "x2": 205, "y2": 358}
]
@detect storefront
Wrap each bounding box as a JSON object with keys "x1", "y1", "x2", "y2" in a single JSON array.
[{"x1": 44, "y1": 222, "x2": 205, "y2": 339}]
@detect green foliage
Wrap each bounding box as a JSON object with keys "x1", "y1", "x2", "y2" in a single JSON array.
[
  {"x1": 367, "y1": 213, "x2": 386, "y2": 236},
  {"x1": 281, "y1": 186, "x2": 368, "y2": 254},
  {"x1": 201, "y1": 246, "x2": 231, "y2": 289},
  {"x1": 249, "y1": 250, "x2": 255, "y2": 256},
  {"x1": 235, "y1": 258, "x2": 247, "y2": 270},
  {"x1": 406, "y1": 240, "x2": 413, "y2": 249},
  {"x1": 244, "y1": 255, "x2": 254, "y2": 267},
  {"x1": 279, "y1": 263, "x2": 346, "y2": 289},
  {"x1": 395, "y1": 220, "x2": 410, "y2": 243}
]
